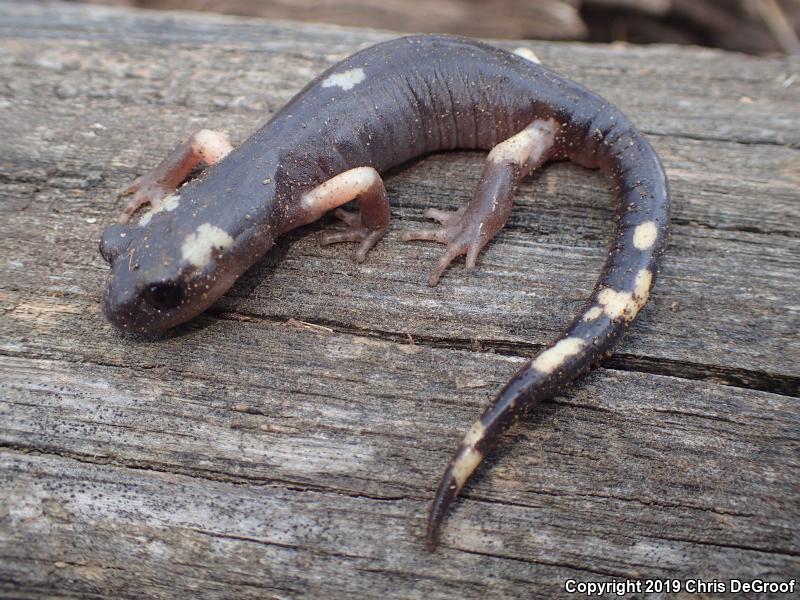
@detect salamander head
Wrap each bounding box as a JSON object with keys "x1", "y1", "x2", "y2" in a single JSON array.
[{"x1": 99, "y1": 187, "x2": 271, "y2": 334}]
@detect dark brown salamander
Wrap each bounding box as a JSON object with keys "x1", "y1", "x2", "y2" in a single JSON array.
[{"x1": 99, "y1": 34, "x2": 670, "y2": 549}]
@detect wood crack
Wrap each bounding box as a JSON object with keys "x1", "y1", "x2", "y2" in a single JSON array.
[
  {"x1": 669, "y1": 217, "x2": 799, "y2": 239},
  {"x1": 642, "y1": 129, "x2": 800, "y2": 150},
  {"x1": 0, "y1": 443, "x2": 414, "y2": 504},
  {"x1": 645, "y1": 533, "x2": 800, "y2": 559},
  {"x1": 186, "y1": 527, "x2": 375, "y2": 562},
  {"x1": 3, "y1": 306, "x2": 796, "y2": 398},
  {"x1": 466, "y1": 488, "x2": 759, "y2": 520},
  {"x1": 209, "y1": 311, "x2": 800, "y2": 397}
]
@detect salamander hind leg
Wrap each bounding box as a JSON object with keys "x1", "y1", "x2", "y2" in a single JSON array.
[
  {"x1": 400, "y1": 118, "x2": 560, "y2": 286},
  {"x1": 117, "y1": 129, "x2": 233, "y2": 224},
  {"x1": 303, "y1": 167, "x2": 390, "y2": 262}
]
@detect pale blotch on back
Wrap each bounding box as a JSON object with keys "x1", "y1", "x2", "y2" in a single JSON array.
[{"x1": 322, "y1": 68, "x2": 366, "y2": 91}]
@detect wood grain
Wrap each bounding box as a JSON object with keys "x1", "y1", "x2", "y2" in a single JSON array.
[{"x1": 1, "y1": 1, "x2": 798, "y2": 597}]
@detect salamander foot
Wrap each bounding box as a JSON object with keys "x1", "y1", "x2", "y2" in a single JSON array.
[
  {"x1": 400, "y1": 206, "x2": 485, "y2": 286},
  {"x1": 117, "y1": 176, "x2": 174, "y2": 224},
  {"x1": 116, "y1": 129, "x2": 233, "y2": 224},
  {"x1": 320, "y1": 208, "x2": 387, "y2": 262},
  {"x1": 297, "y1": 167, "x2": 390, "y2": 263}
]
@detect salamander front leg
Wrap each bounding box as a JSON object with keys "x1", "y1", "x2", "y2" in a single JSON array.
[
  {"x1": 401, "y1": 118, "x2": 560, "y2": 286},
  {"x1": 117, "y1": 129, "x2": 233, "y2": 223},
  {"x1": 299, "y1": 167, "x2": 390, "y2": 262}
]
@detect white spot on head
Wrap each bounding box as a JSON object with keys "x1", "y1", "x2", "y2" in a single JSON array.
[
  {"x1": 633, "y1": 221, "x2": 658, "y2": 250},
  {"x1": 488, "y1": 118, "x2": 559, "y2": 166},
  {"x1": 451, "y1": 447, "x2": 483, "y2": 490},
  {"x1": 138, "y1": 194, "x2": 180, "y2": 226},
  {"x1": 513, "y1": 47, "x2": 541, "y2": 64},
  {"x1": 181, "y1": 222, "x2": 234, "y2": 269},
  {"x1": 322, "y1": 68, "x2": 366, "y2": 91},
  {"x1": 583, "y1": 306, "x2": 603, "y2": 322},
  {"x1": 532, "y1": 337, "x2": 587, "y2": 374},
  {"x1": 461, "y1": 420, "x2": 485, "y2": 447}
]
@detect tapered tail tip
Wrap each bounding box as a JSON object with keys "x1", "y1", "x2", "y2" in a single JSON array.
[
  {"x1": 426, "y1": 473, "x2": 459, "y2": 551},
  {"x1": 426, "y1": 433, "x2": 489, "y2": 550}
]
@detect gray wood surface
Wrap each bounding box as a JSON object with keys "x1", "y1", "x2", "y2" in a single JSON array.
[{"x1": 1, "y1": 1, "x2": 798, "y2": 598}]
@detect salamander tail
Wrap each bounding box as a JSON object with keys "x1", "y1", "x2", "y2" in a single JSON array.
[{"x1": 426, "y1": 119, "x2": 669, "y2": 550}]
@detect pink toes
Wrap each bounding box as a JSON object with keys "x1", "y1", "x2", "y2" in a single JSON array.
[
  {"x1": 401, "y1": 207, "x2": 485, "y2": 286},
  {"x1": 320, "y1": 209, "x2": 387, "y2": 263},
  {"x1": 117, "y1": 181, "x2": 172, "y2": 224}
]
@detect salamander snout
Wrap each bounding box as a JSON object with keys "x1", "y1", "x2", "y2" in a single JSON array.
[
  {"x1": 101, "y1": 269, "x2": 191, "y2": 334},
  {"x1": 99, "y1": 222, "x2": 189, "y2": 333},
  {"x1": 99, "y1": 224, "x2": 134, "y2": 263}
]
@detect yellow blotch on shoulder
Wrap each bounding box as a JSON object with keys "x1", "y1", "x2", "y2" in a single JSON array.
[{"x1": 181, "y1": 223, "x2": 234, "y2": 269}]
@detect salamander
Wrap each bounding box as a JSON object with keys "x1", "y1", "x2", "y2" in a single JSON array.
[{"x1": 99, "y1": 34, "x2": 670, "y2": 549}]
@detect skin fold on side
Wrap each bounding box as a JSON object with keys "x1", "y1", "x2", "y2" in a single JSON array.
[{"x1": 99, "y1": 34, "x2": 670, "y2": 549}]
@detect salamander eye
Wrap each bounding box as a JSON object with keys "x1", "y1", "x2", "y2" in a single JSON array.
[{"x1": 144, "y1": 282, "x2": 184, "y2": 311}]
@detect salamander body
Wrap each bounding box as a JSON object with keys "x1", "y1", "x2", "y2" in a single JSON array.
[{"x1": 100, "y1": 35, "x2": 669, "y2": 548}]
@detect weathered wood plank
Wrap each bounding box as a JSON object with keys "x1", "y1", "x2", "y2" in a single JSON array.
[
  {"x1": 1, "y1": 3, "x2": 798, "y2": 389},
  {"x1": 1, "y1": 328, "x2": 798, "y2": 596},
  {"x1": 0, "y1": 1, "x2": 798, "y2": 597}
]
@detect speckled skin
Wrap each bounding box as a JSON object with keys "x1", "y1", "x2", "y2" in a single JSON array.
[{"x1": 100, "y1": 35, "x2": 669, "y2": 549}]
